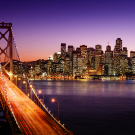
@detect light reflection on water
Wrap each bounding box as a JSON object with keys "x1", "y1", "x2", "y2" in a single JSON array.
[
  {"x1": 18, "y1": 80, "x2": 135, "y2": 135},
  {"x1": 29, "y1": 80, "x2": 135, "y2": 97}
]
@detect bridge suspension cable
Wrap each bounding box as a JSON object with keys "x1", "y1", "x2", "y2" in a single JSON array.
[
  {"x1": 10, "y1": 28, "x2": 70, "y2": 133},
  {"x1": 0, "y1": 22, "x2": 72, "y2": 134}
]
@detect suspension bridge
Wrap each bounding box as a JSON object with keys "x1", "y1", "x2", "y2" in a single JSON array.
[{"x1": 0, "y1": 22, "x2": 73, "y2": 135}]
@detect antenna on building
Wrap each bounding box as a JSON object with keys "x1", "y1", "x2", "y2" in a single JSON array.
[{"x1": 108, "y1": 41, "x2": 109, "y2": 45}]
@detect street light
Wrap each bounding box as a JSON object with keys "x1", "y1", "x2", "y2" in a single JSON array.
[
  {"x1": 38, "y1": 90, "x2": 41, "y2": 94},
  {"x1": 23, "y1": 81, "x2": 26, "y2": 84},
  {"x1": 38, "y1": 90, "x2": 44, "y2": 106},
  {"x1": 51, "y1": 98, "x2": 59, "y2": 120},
  {"x1": 14, "y1": 75, "x2": 17, "y2": 85},
  {"x1": 29, "y1": 85, "x2": 33, "y2": 99},
  {"x1": 23, "y1": 80, "x2": 28, "y2": 95},
  {"x1": 30, "y1": 84, "x2": 33, "y2": 88}
]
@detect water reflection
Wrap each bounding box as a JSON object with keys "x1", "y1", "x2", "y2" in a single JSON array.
[
  {"x1": 15, "y1": 79, "x2": 135, "y2": 135},
  {"x1": 16, "y1": 80, "x2": 135, "y2": 97}
]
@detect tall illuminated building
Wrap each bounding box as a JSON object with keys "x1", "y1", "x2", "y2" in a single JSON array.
[
  {"x1": 122, "y1": 47, "x2": 128, "y2": 55},
  {"x1": 113, "y1": 38, "x2": 122, "y2": 75},
  {"x1": 77, "y1": 55, "x2": 84, "y2": 75},
  {"x1": 105, "y1": 45, "x2": 113, "y2": 75},
  {"x1": 76, "y1": 47, "x2": 81, "y2": 56},
  {"x1": 67, "y1": 45, "x2": 74, "y2": 75},
  {"x1": 64, "y1": 55, "x2": 71, "y2": 75},
  {"x1": 120, "y1": 55, "x2": 128, "y2": 75},
  {"x1": 72, "y1": 51, "x2": 78, "y2": 76},
  {"x1": 47, "y1": 39, "x2": 135, "y2": 77},
  {"x1": 53, "y1": 53, "x2": 57, "y2": 63},
  {"x1": 130, "y1": 51, "x2": 135, "y2": 74},
  {"x1": 131, "y1": 56, "x2": 135, "y2": 74},
  {"x1": 80, "y1": 45, "x2": 87, "y2": 70},
  {"x1": 87, "y1": 48, "x2": 95, "y2": 69},
  {"x1": 68, "y1": 45, "x2": 74, "y2": 60},
  {"x1": 59, "y1": 59, "x2": 64, "y2": 73},
  {"x1": 61, "y1": 43, "x2": 66, "y2": 59},
  {"x1": 95, "y1": 45, "x2": 102, "y2": 53},
  {"x1": 95, "y1": 45, "x2": 103, "y2": 74},
  {"x1": 119, "y1": 47, "x2": 128, "y2": 75},
  {"x1": 53, "y1": 52, "x2": 61, "y2": 63},
  {"x1": 115, "y1": 38, "x2": 122, "y2": 53},
  {"x1": 130, "y1": 51, "x2": 135, "y2": 59},
  {"x1": 91, "y1": 57, "x2": 95, "y2": 69},
  {"x1": 47, "y1": 58, "x2": 53, "y2": 75}
]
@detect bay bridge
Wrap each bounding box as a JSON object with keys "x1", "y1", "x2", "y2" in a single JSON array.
[{"x1": 0, "y1": 22, "x2": 73, "y2": 135}]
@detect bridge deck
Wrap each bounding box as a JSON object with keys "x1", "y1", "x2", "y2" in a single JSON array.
[{"x1": 0, "y1": 74, "x2": 70, "y2": 135}]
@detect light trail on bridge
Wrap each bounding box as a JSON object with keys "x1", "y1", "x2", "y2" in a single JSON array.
[{"x1": 0, "y1": 73, "x2": 71, "y2": 135}]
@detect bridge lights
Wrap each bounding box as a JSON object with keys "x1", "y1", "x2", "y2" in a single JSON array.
[
  {"x1": 38, "y1": 90, "x2": 41, "y2": 94},
  {"x1": 23, "y1": 81, "x2": 26, "y2": 84},
  {"x1": 51, "y1": 98, "x2": 59, "y2": 120},
  {"x1": 52, "y1": 99, "x2": 55, "y2": 102},
  {"x1": 38, "y1": 90, "x2": 44, "y2": 105}
]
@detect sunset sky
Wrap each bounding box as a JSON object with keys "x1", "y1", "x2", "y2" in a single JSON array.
[{"x1": 1, "y1": 0, "x2": 135, "y2": 61}]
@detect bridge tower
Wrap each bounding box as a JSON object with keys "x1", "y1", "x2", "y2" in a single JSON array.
[{"x1": 0, "y1": 22, "x2": 13, "y2": 81}]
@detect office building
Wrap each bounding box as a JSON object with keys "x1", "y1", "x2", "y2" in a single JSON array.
[
  {"x1": 95, "y1": 45, "x2": 103, "y2": 73},
  {"x1": 61, "y1": 43, "x2": 66, "y2": 59},
  {"x1": 80, "y1": 45, "x2": 88, "y2": 70},
  {"x1": 105, "y1": 45, "x2": 113, "y2": 75}
]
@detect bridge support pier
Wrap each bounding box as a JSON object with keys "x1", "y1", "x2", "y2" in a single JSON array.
[{"x1": 0, "y1": 22, "x2": 13, "y2": 82}]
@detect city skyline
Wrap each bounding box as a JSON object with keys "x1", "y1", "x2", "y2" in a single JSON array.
[
  {"x1": 11, "y1": 38, "x2": 135, "y2": 79},
  {"x1": 1, "y1": 2, "x2": 135, "y2": 133},
  {"x1": 1, "y1": 0, "x2": 135, "y2": 61},
  {"x1": 17, "y1": 38, "x2": 135, "y2": 61}
]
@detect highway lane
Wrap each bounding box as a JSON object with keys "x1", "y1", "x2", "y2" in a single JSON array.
[{"x1": 0, "y1": 73, "x2": 70, "y2": 135}]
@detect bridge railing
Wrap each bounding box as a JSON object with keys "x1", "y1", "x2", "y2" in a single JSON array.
[
  {"x1": 12, "y1": 74, "x2": 71, "y2": 134},
  {"x1": 0, "y1": 63, "x2": 23, "y2": 134},
  {"x1": 11, "y1": 26, "x2": 72, "y2": 134}
]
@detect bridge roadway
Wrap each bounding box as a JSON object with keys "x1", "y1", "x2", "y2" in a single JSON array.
[{"x1": 0, "y1": 73, "x2": 71, "y2": 135}]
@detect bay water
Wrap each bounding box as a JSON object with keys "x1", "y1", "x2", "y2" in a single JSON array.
[{"x1": 21, "y1": 79, "x2": 135, "y2": 135}]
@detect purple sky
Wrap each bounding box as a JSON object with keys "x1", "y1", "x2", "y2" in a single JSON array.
[{"x1": 1, "y1": 0, "x2": 135, "y2": 61}]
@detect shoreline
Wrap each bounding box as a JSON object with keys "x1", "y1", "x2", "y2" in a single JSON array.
[{"x1": 28, "y1": 77, "x2": 129, "y2": 81}]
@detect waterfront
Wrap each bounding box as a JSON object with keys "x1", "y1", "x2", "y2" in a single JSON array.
[{"x1": 20, "y1": 80, "x2": 135, "y2": 134}]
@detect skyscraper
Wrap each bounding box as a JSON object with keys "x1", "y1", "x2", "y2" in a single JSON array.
[
  {"x1": 77, "y1": 55, "x2": 84, "y2": 75},
  {"x1": 115, "y1": 38, "x2": 122, "y2": 53},
  {"x1": 64, "y1": 55, "x2": 70, "y2": 75},
  {"x1": 72, "y1": 51, "x2": 78, "y2": 76},
  {"x1": 122, "y1": 47, "x2": 128, "y2": 56},
  {"x1": 105, "y1": 45, "x2": 113, "y2": 75},
  {"x1": 76, "y1": 47, "x2": 81, "y2": 56},
  {"x1": 80, "y1": 45, "x2": 87, "y2": 70},
  {"x1": 113, "y1": 38, "x2": 122, "y2": 75},
  {"x1": 53, "y1": 51, "x2": 61, "y2": 63},
  {"x1": 95, "y1": 45, "x2": 103, "y2": 73},
  {"x1": 130, "y1": 51, "x2": 135, "y2": 59},
  {"x1": 131, "y1": 56, "x2": 135, "y2": 74},
  {"x1": 68, "y1": 45, "x2": 74, "y2": 60},
  {"x1": 120, "y1": 55, "x2": 128, "y2": 75},
  {"x1": 87, "y1": 47, "x2": 95, "y2": 69},
  {"x1": 61, "y1": 43, "x2": 66, "y2": 59},
  {"x1": 44, "y1": 38, "x2": 135, "y2": 77}
]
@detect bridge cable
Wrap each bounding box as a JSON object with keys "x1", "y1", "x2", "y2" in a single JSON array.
[{"x1": 11, "y1": 28, "x2": 70, "y2": 133}]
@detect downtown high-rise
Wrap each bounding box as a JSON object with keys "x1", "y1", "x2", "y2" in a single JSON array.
[{"x1": 22, "y1": 38, "x2": 135, "y2": 78}]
